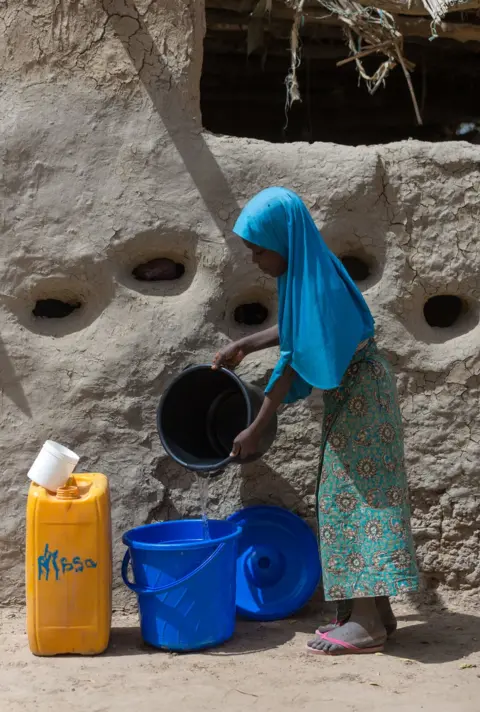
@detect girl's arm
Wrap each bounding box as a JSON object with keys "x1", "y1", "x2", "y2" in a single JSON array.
[
  {"x1": 213, "y1": 325, "x2": 279, "y2": 370},
  {"x1": 238, "y1": 325, "x2": 279, "y2": 355}
]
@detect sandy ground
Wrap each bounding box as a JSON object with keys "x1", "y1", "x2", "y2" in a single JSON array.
[{"x1": 1, "y1": 603, "x2": 480, "y2": 712}]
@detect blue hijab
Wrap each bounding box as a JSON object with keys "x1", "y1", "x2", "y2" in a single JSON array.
[{"x1": 233, "y1": 188, "x2": 374, "y2": 403}]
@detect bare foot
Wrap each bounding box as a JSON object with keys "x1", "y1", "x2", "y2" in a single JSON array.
[
  {"x1": 316, "y1": 596, "x2": 397, "y2": 637},
  {"x1": 308, "y1": 598, "x2": 387, "y2": 655}
]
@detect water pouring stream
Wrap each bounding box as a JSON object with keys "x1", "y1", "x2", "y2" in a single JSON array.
[{"x1": 195, "y1": 473, "x2": 211, "y2": 540}]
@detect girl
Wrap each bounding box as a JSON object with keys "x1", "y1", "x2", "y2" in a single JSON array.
[{"x1": 213, "y1": 187, "x2": 418, "y2": 656}]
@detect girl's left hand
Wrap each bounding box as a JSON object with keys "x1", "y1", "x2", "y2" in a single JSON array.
[{"x1": 230, "y1": 427, "x2": 261, "y2": 459}]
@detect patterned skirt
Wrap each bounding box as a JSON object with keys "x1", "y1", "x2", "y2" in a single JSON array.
[{"x1": 317, "y1": 339, "x2": 419, "y2": 601}]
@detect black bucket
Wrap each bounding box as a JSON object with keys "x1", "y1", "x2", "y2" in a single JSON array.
[{"x1": 157, "y1": 365, "x2": 277, "y2": 474}]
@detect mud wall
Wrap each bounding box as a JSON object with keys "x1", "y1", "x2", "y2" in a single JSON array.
[{"x1": 0, "y1": 0, "x2": 479, "y2": 604}]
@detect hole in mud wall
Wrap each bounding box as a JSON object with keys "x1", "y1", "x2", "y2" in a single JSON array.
[
  {"x1": 340, "y1": 255, "x2": 371, "y2": 283},
  {"x1": 132, "y1": 258, "x2": 186, "y2": 282},
  {"x1": 234, "y1": 302, "x2": 269, "y2": 326},
  {"x1": 423, "y1": 295, "x2": 465, "y2": 328},
  {"x1": 201, "y1": 3, "x2": 480, "y2": 145},
  {"x1": 32, "y1": 298, "x2": 82, "y2": 319}
]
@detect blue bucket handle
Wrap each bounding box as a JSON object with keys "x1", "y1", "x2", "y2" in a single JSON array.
[{"x1": 121, "y1": 542, "x2": 226, "y2": 596}]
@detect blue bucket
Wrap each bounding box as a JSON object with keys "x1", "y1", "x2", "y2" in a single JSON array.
[{"x1": 122, "y1": 519, "x2": 242, "y2": 652}]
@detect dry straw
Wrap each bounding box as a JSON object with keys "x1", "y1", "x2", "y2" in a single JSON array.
[
  {"x1": 250, "y1": 0, "x2": 473, "y2": 126},
  {"x1": 285, "y1": 0, "x2": 423, "y2": 124}
]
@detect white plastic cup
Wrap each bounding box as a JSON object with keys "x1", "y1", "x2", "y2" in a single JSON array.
[{"x1": 27, "y1": 440, "x2": 80, "y2": 491}]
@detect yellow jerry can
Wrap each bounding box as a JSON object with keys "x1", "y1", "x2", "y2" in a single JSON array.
[{"x1": 26, "y1": 473, "x2": 112, "y2": 655}]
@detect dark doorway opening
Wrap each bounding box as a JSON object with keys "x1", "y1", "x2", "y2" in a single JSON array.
[{"x1": 201, "y1": 3, "x2": 480, "y2": 145}]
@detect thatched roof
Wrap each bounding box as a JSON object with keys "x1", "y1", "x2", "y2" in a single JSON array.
[{"x1": 206, "y1": 0, "x2": 480, "y2": 126}]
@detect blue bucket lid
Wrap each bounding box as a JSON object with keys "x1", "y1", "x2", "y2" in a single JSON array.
[{"x1": 227, "y1": 505, "x2": 321, "y2": 621}]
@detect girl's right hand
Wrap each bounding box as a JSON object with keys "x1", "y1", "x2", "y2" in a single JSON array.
[{"x1": 212, "y1": 341, "x2": 247, "y2": 370}]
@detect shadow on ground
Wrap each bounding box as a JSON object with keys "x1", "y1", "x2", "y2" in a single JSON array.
[
  {"x1": 106, "y1": 605, "x2": 480, "y2": 663},
  {"x1": 105, "y1": 604, "x2": 320, "y2": 658},
  {"x1": 384, "y1": 610, "x2": 480, "y2": 664}
]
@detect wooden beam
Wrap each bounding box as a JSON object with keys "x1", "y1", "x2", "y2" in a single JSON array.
[
  {"x1": 206, "y1": 0, "x2": 255, "y2": 11},
  {"x1": 399, "y1": 16, "x2": 480, "y2": 43},
  {"x1": 206, "y1": 12, "x2": 344, "y2": 38},
  {"x1": 206, "y1": 5, "x2": 480, "y2": 46},
  {"x1": 205, "y1": 37, "x2": 349, "y2": 58},
  {"x1": 205, "y1": 0, "x2": 480, "y2": 17}
]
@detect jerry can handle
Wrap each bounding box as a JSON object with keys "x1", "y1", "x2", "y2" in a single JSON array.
[{"x1": 121, "y1": 544, "x2": 225, "y2": 596}]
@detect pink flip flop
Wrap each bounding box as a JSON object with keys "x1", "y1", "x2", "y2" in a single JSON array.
[{"x1": 306, "y1": 632, "x2": 384, "y2": 656}]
